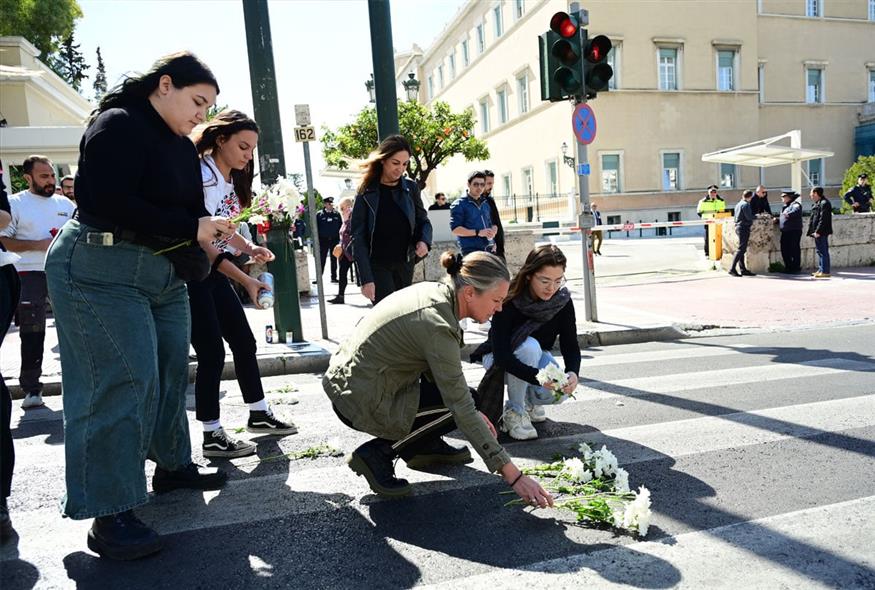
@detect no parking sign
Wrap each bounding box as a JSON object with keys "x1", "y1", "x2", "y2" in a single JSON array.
[{"x1": 572, "y1": 103, "x2": 597, "y2": 145}]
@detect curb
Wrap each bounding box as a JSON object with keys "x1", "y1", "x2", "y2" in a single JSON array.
[{"x1": 9, "y1": 324, "x2": 691, "y2": 400}]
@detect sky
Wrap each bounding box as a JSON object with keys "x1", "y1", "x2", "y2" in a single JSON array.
[{"x1": 74, "y1": 0, "x2": 467, "y2": 195}]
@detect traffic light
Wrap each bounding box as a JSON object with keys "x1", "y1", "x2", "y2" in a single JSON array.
[
  {"x1": 539, "y1": 11, "x2": 585, "y2": 102},
  {"x1": 583, "y1": 34, "x2": 613, "y2": 99}
]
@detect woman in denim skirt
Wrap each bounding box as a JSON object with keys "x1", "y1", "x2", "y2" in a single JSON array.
[{"x1": 44, "y1": 52, "x2": 235, "y2": 560}]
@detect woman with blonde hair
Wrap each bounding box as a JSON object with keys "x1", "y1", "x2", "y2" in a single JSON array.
[
  {"x1": 323, "y1": 250, "x2": 554, "y2": 510},
  {"x1": 329, "y1": 195, "x2": 355, "y2": 304},
  {"x1": 350, "y1": 135, "x2": 432, "y2": 304}
]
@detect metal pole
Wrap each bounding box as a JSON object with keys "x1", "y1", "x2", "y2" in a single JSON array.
[
  {"x1": 368, "y1": 0, "x2": 400, "y2": 139},
  {"x1": 575, "y1": 102, "x2": 598, "y2": 322},
  {"x1": 303, "y1": 142, "x2": 328, "y2": 340},
  {"x1": 242, "y1": 0, "x2": 286, "y2": 185}
]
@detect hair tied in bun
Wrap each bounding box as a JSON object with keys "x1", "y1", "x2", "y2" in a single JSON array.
[{"x1": 448, "y1": 253, "x2": 463, "y2": 276}]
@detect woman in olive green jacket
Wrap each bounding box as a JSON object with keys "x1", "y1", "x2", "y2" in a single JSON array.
[{"x1": 323, "y1": 251, "x2": 553, "y2": 508}]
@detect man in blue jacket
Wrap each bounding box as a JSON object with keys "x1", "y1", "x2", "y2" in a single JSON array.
[
  {"x1": 729, "y1": 190, "x2": 755, "y2": 277},
  {"x1": 450, "y1": 171, "x2": 497, "y2": 255}
]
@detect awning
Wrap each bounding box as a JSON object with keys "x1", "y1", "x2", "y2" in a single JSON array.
[{"x1": 701, "y1": 131, "x2": 833, "y2": 168}]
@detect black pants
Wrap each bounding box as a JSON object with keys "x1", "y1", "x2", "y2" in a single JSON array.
[
  {"x1": 371, "y1": 259, "x2": 414, "y2": 304},
  {"x1": 17, "y1": 271, "x2": 47, "y2": 394},
  {"x1": 780, "y1": 230, "x2": 802, "y2": 272},
  {"x1": 337, "y1": 256, "x2": 354, "y2": 297},
  {"x1": 730, "y1": 226, "x2": 750, "y2": 272},
  {"x1": 703, "y1": 226, "x2": 710, "y2": 256},
  {"x1": 333, "y1": 377, "x2": 457, "y2": 459},
  {"x1": 1, "y1": 264, "x2": 21, "y2": 499},
  {"x1": 319, "y1": 237, "x2": 339, "y2": 280},
  {"x1": 188, "y1": 272, "x2": 264, "y2": 422}
]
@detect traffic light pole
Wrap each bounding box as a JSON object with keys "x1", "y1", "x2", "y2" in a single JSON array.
[
  {"x1": 575, "y1": 99, "x2": 598, "y2": 323},
  {"x1": 368, "y1": 0, "x2": 400, "y2": 140}
]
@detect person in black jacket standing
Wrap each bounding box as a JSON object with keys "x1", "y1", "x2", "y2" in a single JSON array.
[
  {"x1": 775, "y1": 191, "x2": 803, "y2": 274},
  {"x1": 350, "y1": 135, "x2": 432, "y2": 304},
  {"x1": 844, "y1": 174, "x2": 872, "y2": 213},
  {"x1": 807, "y1": 186, "x2": 833, "y2": 278},
  {"x1": 43, "y1": 52, "x2": 234, "y2": 560},
  {"x1": 317, "y1": 197, "x2": 342, "y2": 283},
  {"x1": 482, "y1": 170, "x2": 505, "y2": 258},
  {"x1": 729, "y1": 190, "x2": 756, "y2": 277}
]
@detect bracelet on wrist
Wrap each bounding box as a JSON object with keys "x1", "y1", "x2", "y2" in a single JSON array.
[{"x1": 509, "y1": 473, "x2": 523, "y2": 487}]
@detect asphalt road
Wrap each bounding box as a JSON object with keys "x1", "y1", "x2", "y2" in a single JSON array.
[{"x1": 2, "y1": 324, "x2": 874, "y2": 589}]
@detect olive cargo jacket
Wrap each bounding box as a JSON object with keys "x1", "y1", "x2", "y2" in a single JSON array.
[{"x1": 323, "y1": 282, "x2": 511, "y2": 473}]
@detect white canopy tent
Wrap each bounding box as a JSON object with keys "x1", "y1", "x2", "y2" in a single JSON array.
[{"x1": 701, "y1": 130, "x2": 834, "y2": 194}]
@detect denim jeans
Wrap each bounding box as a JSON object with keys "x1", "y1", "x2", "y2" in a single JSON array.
[
  {"x1": 483, "y1": 337, "x2": 558, "y2": 414},
  {"x1": 45, "y1": 221, "x2": 193, "y2": 519},
  {"x1": 814, "y1": 235, "x2": 830, "y2": 274}
]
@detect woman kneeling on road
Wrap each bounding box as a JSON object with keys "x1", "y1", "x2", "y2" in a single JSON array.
[
  {"x1": 471, "y1": 244, "x2": 580, "y2": 440},
  {"x1": 323, "y1": 251, "x2": 553, "y2": 508}
]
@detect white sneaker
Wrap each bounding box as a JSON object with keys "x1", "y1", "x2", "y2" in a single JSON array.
[
  {"x1": 500, "y1": 409, "x2": 538, "y2": 440},
  {"x1": 21, "y1": 392, "x2": 44, "y2": 409},
  {"x1": 527, "y1": 403, "x2": 547, "y2": 423}
]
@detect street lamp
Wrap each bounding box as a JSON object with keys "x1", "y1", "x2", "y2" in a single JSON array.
[
  {"x1": 561, "y1": 142, "x2": 575, "y2": 169},
  {"x1": 402, "y1": 72, "x2": 420, "y2": 102},
  {"x1": 365, "y1": 74, "x2": 375, "y2": 103}
]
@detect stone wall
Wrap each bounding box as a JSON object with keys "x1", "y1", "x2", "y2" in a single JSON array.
[
  {"x1": 412, "y1": 228, "x2": 537, "y2": 283},
  {"x1": 720, "y1": 212, "x2": 875, "y2": 273}
]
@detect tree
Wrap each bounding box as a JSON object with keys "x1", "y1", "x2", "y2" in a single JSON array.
[
  {"x1": 205, "y1": 104, "x2": 229, "y2": 121},
  {"x1": 50, "y1": 30, "x2": 88, "y2": 91},
  {"x1": 0, "y1": 0, "x2": 83, "y2": 75},
  {"x1": 838, "y1": 155, "x2": 875, "y2": 214},
  {"x1": 93, "y1": 46, "x2": 107, "y2": 100},
  {"x1": 321, "y1": 100, "x2": 489, "y2": 189}
]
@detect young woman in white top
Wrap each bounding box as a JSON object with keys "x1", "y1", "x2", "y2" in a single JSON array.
[{"x1": 189, "y1": 110, "x2": 297, "y2": 458}]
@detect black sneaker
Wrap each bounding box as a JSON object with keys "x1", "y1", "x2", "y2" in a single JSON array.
[
  {"x1": 247, "y1": 410, "x2": 298, "y2": 435},
  {"x1": 152, "y1": 463, "x2": 228, "y2": 494},
  {"x1": 202, "y1": 428, "x2": 257, "y2": 458},
  {"x1": 0, "y1": 498, "x2": 14, "y2": 544},
  {"x1": 403, "y1": 437, "x2": 472, "y2": 469},
  {"x1": 328, "y1": 295, "x2": 344, "y2": 304},
  {"x1": 741, "y1": 270, "x2": 756, "y2": 276},
  {"x1": 347, "y1": 439, "x2": 411, "y2": 497},
  {"x1": 87, "y1": 510, "x2": 162, "y2": 560},
  {"x1": 728, "y1": 269, "x2": 741, "y2": 277}
]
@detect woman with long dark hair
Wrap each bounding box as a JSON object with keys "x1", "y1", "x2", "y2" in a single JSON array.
[
  {"x1": 45, "y1": 51, "x2": 235, "y2": 560},
  {"x1": 188, "y1": 110, "x2": 297, "y2": 459},
  {"x1": 350, "y1": 135, "x2": 432, "y2": 304},
  {"x1": 471, "y1": 245, "x2": 580, "y2": 440}
]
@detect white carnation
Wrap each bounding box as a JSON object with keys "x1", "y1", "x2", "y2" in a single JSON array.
[
  {"x1": 560, "y1": 457, "x2": 592, "y2": 483},
  {"x1": 614, "y1": 467, "x2": 629, "y2": 493}
]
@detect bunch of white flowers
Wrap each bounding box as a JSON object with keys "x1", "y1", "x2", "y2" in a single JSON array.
[
  {"x1": 614, "y1": 486, "x2": 651, "y2": 536},
  {"x1": 536, "y1": 363, "x2": 573, "y2": 403},
  {"x1": 236, "y1": 177, "x2": 303, "y2": 226},
  {"x1": 559, "y1": 457, "x2": 593, "y2": 483}
]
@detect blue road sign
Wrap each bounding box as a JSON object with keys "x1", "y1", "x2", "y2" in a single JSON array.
[
  {"x1": 572, "y1": 103, "x2": 597, "y2": 145},
  {"x1": 577, "y1": 163, "x2": 591, "y2": 175}
]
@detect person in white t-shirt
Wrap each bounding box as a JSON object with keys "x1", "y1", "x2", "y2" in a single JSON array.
[{"x1": 0, "y1": 155, "x2": 75, "y2": 409}]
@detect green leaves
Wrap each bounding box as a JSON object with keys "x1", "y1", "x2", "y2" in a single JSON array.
[{"x1": 321, "y1": 100, "x2": 489, "y2": 189}]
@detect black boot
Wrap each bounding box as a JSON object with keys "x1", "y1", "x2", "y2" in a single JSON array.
[
  {"x1": 347, "y1": 439, "x2": 411, "y2": 497},
  {"x1": 87, "y1": 510, "x2": 162, "y2": 560},
  {"x1": 152, "y1": 463, "x2": 228, "y2": 494},
  {"x1": 328, "y1": 295, "x2": 345, "y2": 304},
  {"x1": 0, "y1": 498, "x2": 14, "y2": 544},
  {"x1": 402, "y1": 437, "x2": 472, "y2": 469}
]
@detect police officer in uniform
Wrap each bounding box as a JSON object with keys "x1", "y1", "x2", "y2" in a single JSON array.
[
  {"x1": 696, "y1": 184, "x2": 726, "y2": 257},
  {"x1": 317, "y1": 196, "x2": 343, "y2": 283}
]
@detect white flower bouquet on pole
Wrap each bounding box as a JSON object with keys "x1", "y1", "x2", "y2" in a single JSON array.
[{"x1": 504, "y1": 442, "x2": 653, "y2": 537}]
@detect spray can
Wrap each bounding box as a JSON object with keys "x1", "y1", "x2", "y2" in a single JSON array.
[
  {"x1": 265, "y1": 324, "x2": 274, "y2": 343},
  {"x1": 257, "y1": 272, "x2": 275, "y2": 309}
]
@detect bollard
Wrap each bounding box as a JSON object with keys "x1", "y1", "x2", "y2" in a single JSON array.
[
  {"x1": 708, "y1": 223, "x2": 723, "y2": 261},
  {"x1": 265, "y1": 224, "x2": 303, "y2": 342}
]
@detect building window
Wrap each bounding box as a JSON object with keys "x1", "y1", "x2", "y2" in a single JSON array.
[
  {"x1": 717, "y1": 50, "x2": 736, "y2": 91},
  {"x1": 806, "y1": 0, "x2": 820, "y2": 17},
  {"x1": 476, "y1": 23, "x2": 486, "y2": 54},
  {"x1": 806, "y1": 68, "x2": 823, "y2": 104},
  {"x1": 607, "y1": 215, "x2": 621, "y2": 225},
  {"x1": 479, "y1": 98, "x2": 490, "y2": 133},
  {"x1": 662, "y1": 152, "x2": 681, "y2": 191},
  {"x1": 667, "y1": 211, "x2": 681, "y2": 222},
  {"x1": 758, "y1": 63, "x2": 765, "y2": 103},
  {"x1": 501, "y1": 173, "x2": 512, "y2": 198},
  {"x1": 606, "y1": 44, "x2": 620, "y2": 90},
  {"x1": 462, "y1": 39, "x2": 470, "y2": 66},
  {"x1": 427, "y1": 76, "x2": 434, "y2": 100},
  {"x1": 869, "y1": 69, "x2": 875, "y2": 102},
  {"x1": 720, "y1": 163, "x2": 737, "y2": 188},
  {"x1": 515, "y1": 0, "x2": 524, "y2": 19},
  {"x1": 658, "y1": 47, "x2": 678, "y2": 91},
  {"x1": 808, "y1": 158, "x2": 823, "y2": 185},
  {"x1": 437, "y1": 65, "x2": 444, "y2": 89},
  {"x1": 448, "y1": 52, "x2": 456, "y2": 79},
  {"x1": 601, "y1": 154, "x2": 621, "y2": 193},
  {"x1": 545, "y1": 160, "x2": 558, "y2": 195},
  {"x1": 516, "y1": 73, "x2": 529, "y2": 114},
  {"x1": 497, "y1": 87, "x2": 508, "y2": 124},
  {"x1": 522, "y1": 167, "x2": 534, "y2": 196},
  {"x1": 493, "y1": 4, "x2": 504, "y2": 38},
  {"x1": 870, "y1": 0, "x2": 875, "y2": 20}
]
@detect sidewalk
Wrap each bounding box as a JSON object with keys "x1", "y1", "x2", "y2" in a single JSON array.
[{"x1": 2, "y1": 258, "x2": 873, "y2": 398}]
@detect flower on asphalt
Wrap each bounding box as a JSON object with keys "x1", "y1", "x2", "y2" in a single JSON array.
[
  {"x1": 560, "y1": 457, "x2": 592, "y2": 483},
  {"x1": 591, "y1": 445, "x2": 618, "y2": 478},
  {"x1": 614, "y1": 467, "x2": 630, "y2": 493},
  {"x1": 577, "y1": 442, "x2": 593, "y2": 460},
  {"x1": 621, "y1": 486, "x2": 652, "y2": 537}
]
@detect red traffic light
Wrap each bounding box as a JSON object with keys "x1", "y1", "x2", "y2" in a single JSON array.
[
  {"x1": 585, "y1": 35, "x2": 612, "y2": 63},
  {"x1": 550, "y1": 11, "x2": 578, "y2": 38}
]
